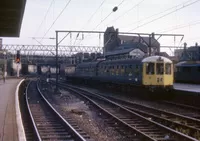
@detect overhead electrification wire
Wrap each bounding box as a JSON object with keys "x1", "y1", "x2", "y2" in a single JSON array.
[
  {"x1": 40, "y1": 0, "x2": 72, "y2": 42},
  {"x1": 117, "y1": 0, "x2": 126, "y2": 7},
  {"x1": 119, "y1": 0, "x2": 194, "y2": 29},
  {"x1": 184, "y1": 36, "x2": 200, "y2": 42},
  {"x1": 107, "y1": 0, "x2": 145, "y2": 26},
  {"x1": 128, "y1": 0, "x2": 200, "y2": 32},
  {"x1": 73, "y1": 0, "x2": 107, "y2": 45},
  {"x1": 77, "y1": 0, "x2": 125, "y2": 45},
  {"x1": 34, "y1": 0, "x2": 55, "y2": 37},
  {"x1": 157, "y1": 20, "x2": 200, "y2": 33},
  {"x1": 81, "y1": 0, "x2": 107, "y2": 30},
  {"x1": 92, "y1": 0, "x2": 126, "y2": 30},
  {"x1": 92, "y1": 11, "x2": 113, "y2": 30}
]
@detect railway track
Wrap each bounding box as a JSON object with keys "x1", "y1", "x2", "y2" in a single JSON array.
[
  {"x1": 55, "y1": 82, "x2": 198, "y2": 141},
  {"x1": 25, "y1": 80, "x2": 89, "y2": 141},
  {"x1": 19, "y1": 80, "x2": 36, "y2": 141},
  {"x1": 62, "y1": 83, "x2": 200, "y2": 140},
  {"x1": 158, "y1": 100, "x2": 200, "y2": 118},
  {"x1": 97, "y1": 94, "x2": 200, "y2": 140}
]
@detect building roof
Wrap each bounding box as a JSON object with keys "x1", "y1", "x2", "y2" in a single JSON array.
[
  {"x1": 105, "y1": 48, "x2": 134, "y2": 56},
  {"x1": 105, "y1": 42, "x2": 148, "y2": 56},
  {"x1": 118, "y1": 35, "x2": 160, "y2": 47},
  {"x1": 187, "y1": 46, "x2": 200, "y2": 51},
  {"x1": 0, "y1": 0, "x2": 26, "y2": 37}
]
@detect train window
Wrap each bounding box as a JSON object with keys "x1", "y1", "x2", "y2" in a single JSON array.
[
  {"x1": 165, "y1": 63, "x2": 171, "y2": 74},
  {"x1": 183, "y1": 67, "x2": 191, "y2": 72},
  {"x1": 125, "y1": 66, "x2": 127, "y2": 74},
  {"x1": 198, "y1": 67, "x2": 200, "y2": 72},
  {"x1": 135, "y1": 65, "x2": 139, "y2": 74},
  {"x1": 177, "y1": 67, "x2": 181, "y2": 72},
  {"x1": 156, "y1": 63, "x2": 164, "y2": 75},
  {"x1": 146, "y1": 63, "x2": 155, "y2": 75}
]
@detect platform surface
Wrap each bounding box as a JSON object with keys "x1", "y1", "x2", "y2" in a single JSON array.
[
  {"x1": 0, "y1": 79, "x2": 21, "y2": 141},
  {"x1": 173, "y1": 83, "x2": 200, "y2": 93}
]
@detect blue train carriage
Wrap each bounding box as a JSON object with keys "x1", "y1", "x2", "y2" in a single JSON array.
[
  {"x1": 65, "y1": 55, "x2": 174, "y2": 94},
  {"x1": 96, "y1": 59, "x2": 142, "y2": 85},
  {"x1": 175, "y1": 61, "x2": 200, "y2": 84}
]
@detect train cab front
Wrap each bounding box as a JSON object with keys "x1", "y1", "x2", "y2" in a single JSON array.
[{"x1": 142, "y1": 56, "x2": 174, "y2": 93}]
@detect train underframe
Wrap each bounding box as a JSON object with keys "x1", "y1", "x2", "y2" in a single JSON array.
[{"x1": 65, "y1": 76, "x2": 174, "y2": 100}]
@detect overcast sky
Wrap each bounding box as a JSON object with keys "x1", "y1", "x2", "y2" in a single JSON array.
[{"x1": 2, "y1": 0, "x2": 200, "y2": 54}]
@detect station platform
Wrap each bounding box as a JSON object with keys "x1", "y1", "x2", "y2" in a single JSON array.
[
  {"x1": 173, "y1": 83, "x2": 200, "y2": 93},
  {"x1": 0, "y1": 79, "x2": 21, "y2": 141}
]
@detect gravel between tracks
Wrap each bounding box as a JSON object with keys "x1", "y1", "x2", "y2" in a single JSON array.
[{"x1": 40, "y1": 82, "x2": 131, "y2": 141}]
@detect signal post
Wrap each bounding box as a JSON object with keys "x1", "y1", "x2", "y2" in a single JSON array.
[{"x1": 16, "y1": 50, "x2": 20, "y2": 77}]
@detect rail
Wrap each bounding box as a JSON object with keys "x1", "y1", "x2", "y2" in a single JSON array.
[
  {"x1": 36, "y1": 79, "x2": 87, "y2": 141},
  {"x1": 25, "y1": 81, "x2": 42, "y2": 141},
  {"x1": 55, "y1": 82, "x2": 198, "y2": 141},
  {"x1": 25, "y1": 79, "x2": 87, "y2": 141}
]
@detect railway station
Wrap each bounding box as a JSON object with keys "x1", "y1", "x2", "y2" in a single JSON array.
[{"x1": 1, "y1": 0, "x2": 200, "y2": 141}]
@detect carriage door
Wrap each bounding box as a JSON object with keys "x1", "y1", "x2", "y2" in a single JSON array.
[{"x1": 142, "y1": 62, "x2": 156, "y2": 86}]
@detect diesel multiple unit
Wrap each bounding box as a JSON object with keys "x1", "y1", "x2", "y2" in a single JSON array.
[{"x1": 65, "y1": 55, "x2": 174, "y2": 92}]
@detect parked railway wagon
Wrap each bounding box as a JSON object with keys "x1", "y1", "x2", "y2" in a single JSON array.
[
  {"x1": 39, "y1": 66, "x2": 59, "y2": 78},
  {"x1": 175, "y1": 61, "x2": 200, "y2": 84},
  {"x1": 21, "y1": 64, "x2": 37, "y2": 75},
  {"x1": 65, "y1": 55, "x2": 174, "y2": 93},
  {"x1": 64, "y1": 64, "x2": 76, "y2": 78}
]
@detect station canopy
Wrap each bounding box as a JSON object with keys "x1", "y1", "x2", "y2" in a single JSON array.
[{"x1": 0, "y1": 0, "x2": 26, "y2": 37}]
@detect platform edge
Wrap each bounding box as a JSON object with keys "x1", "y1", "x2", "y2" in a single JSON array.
[{"x1": 15, "y1": 79, "x2": 26, "y2": 141}]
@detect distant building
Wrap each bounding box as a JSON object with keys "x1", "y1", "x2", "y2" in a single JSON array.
[
  {"x1": 103, "y1": 26, "x2": 161, "y2": 56},
  {"x1": 68, "y1": 52, "x2": 102, "y2": 65},
  {"x1": 180, "y1": 43, "x2": 200, "y2": 61},
  {"x1": 106, "y1": 47, "x2": 146, "y2": 61}
]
